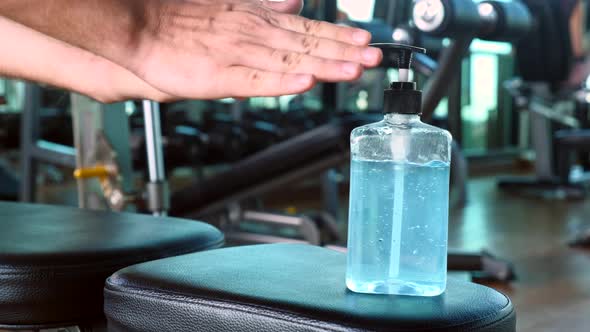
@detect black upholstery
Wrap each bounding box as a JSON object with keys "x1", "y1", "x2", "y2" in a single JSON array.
[
  {"x1": 0, "y1": 202, "x2": 224, "y2": 329},
  {"x1": 170, "y1": 114, "x2": 380, "y2": 216},
  {"x1": 105, "y1": 244, "x2": 516, "y2": 332}
]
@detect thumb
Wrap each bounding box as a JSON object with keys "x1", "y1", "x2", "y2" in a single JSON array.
[{"x1": 260, "y1": 0, "x2": 304, "y2": 15}]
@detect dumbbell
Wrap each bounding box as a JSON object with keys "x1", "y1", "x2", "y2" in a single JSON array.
[
  {"x1": 413, "y1": 0, "x2": 532, "y2": 41},
  {"x1": 410, "y1": 0, "x2": 532, "y2": 120}
]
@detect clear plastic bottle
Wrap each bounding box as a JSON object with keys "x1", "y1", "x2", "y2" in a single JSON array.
[{"x1": 346, "y1": 44, "x2": 452, "y2": 297}]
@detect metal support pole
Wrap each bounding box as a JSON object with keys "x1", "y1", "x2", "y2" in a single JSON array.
[
  {"x1": 422, "y1": 36, "x2": 475, "y2": 122},
  {"x1": 20, "y1": 83, "x2": 41, "y2": 202},
  {"x1": 71, "y1": 95, "x2": 133, "y2": 210},
  {"x1": 143, "y1": 100, "x2": 169, "y2": 216},
  {"x1": 447, "y1": 72, "x2": 463, "y2": 144},
  {"x1": 530, "y1": 110, "x2": 553, "y2": 181},
  {"x1": 321, "y1": 169, "x2": 341, "y2": 221}
]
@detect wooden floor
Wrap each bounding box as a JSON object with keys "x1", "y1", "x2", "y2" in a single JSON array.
[
  {"x1": 39, "y1": 174, "x2": 590, "y2": 331},
  {"x1": 450, "y1": 176, "x2": 590, "y2": 332}
]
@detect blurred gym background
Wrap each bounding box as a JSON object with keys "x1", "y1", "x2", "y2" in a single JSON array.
[{"x1": 2, "y1": 1, "x2": 590, "y2": 330}]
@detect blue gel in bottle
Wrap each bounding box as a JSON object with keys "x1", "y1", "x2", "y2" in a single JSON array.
[{"x1": 346, "y1": 44, "x2": 452, "y2": 296}]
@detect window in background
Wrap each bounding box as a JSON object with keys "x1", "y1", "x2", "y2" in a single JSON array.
[
  {"x1": 337, "y1": 0, "x2": 375, "y2": 22},
  {"x1": 462, "y1": 53, "x2": 497, "y2": 152},
  {"x1": 0, "y1": 79, "x2": 6, "y2": 112},
  {"x1": 0, "y1": 80, "x2": 25, "y2": 113},
  {"x1": 461, "y1": 40, "x2": 514, "y2": 154},
  {"x1": 434, "y1": 98, "x2": 449, "y2": 118}
]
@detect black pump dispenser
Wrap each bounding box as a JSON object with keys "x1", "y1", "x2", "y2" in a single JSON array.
[{"x1": 371, "y1": 43, "x2": 426, "y2": 115}]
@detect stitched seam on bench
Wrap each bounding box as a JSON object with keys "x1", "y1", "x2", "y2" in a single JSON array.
[
  {"x1": 462, "y1": 307, "x2": 515, "y2": 332},
  {"x1": 106, "y1": 285, "x2": 513, "y2": 332},
  {"x1": 106, "y1": 287, "x2": 354, "y2": 332},
  {"x1": 448, "y1": 295, "x2": 512, "y2": 331},
  {"x1": 0, "y1": 238, "x2": 224, "y2": 274}
]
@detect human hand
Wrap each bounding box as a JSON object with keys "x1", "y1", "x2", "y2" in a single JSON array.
[
  {"x1": 114, "y1": 0, "x2": 305, "y2": 102},
  {"x1": 128, "y1": 0, "x2": 382, "y2": 99},
  {"x1": 126, "y1": 0, "x2": 303, "y2": 101}
]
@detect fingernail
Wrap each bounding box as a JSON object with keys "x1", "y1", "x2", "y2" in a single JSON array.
[
  {"x1": 296, "y1": 74, "x2": 313, "y2": 86},
  {"x1": 363, "y1": 48, "x2": 380, "y2": 63},
  {"x1": 353, "y1": 30, "x2": 370, "y2": 44},
  {"x1": 343, "y1": 63, "x2": 360, "y2": 76}
]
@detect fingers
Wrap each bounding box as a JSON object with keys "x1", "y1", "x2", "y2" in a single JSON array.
[
  {"x1": 234, "y1": 43, "x2": 362, "y2": 82},
  {"x1": 217, "y1": 11, "x2": 381, "y2": 68},
  {"x1": 272, "y1": 13, "x2": 372, "y2": 46},
  {"x1": 219, "y1": 66, "x2": 316, "y2": 97},
  {"x1": 263, "y1": 28, "x2": 382, "y2": 67},
  {"x1": 248, "y1": 4, "x2": 373, "y2": 48}
]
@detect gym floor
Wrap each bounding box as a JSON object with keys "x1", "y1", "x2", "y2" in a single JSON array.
[
  {"x1": 38, "y1": 172, "x2": 590, "y2": 332},
  {"x1": 448, "y1": 176, "x2": 590, "y2": 332}
]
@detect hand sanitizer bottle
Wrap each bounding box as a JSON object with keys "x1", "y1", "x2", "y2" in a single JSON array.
[{"x1": 346, "y1": 44, "x2": 452, "y2": 297}]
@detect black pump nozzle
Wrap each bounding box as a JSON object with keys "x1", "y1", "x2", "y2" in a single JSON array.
[
  {"x1": 370, "y1": 43, "x2": 427, "y2": 115},
  {"x1": 371, "y1": 43, "x2": 426, "y2": 75}
]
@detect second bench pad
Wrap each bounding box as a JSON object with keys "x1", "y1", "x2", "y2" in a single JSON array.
[{"x1": 105, "y1": 244, "x2": 515, "y2": 332}]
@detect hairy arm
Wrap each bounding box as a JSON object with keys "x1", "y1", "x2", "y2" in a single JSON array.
[
  {"x1": 0, "y1": 15, "x2": 171, "y2": 103},
  {"x1": 0, "y1": 0, "x2": 154, "y2": 65},
  {"x1": 0, "y1": 0, "x2": 381, "y2": 99}
]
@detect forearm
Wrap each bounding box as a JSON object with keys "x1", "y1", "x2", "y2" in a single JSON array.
[
  {"x1": 0, "y1": 16, "x2": 168, "y2": 103},
  {"x1": 0, "y1": 0, "x2": 156, "y2": 67}
]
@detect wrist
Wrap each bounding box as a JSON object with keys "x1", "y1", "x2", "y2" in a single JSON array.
[
  {"x1": 75, "y1": 54, "x2": 170, "y2": 104},
  {"x1": 122, "y1": 0, "x2": 169, "y2": 74}
]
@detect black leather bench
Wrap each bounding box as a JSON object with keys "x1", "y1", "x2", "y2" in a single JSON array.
[
  {"x1": 104, "y1": 244, "x2": 516, "y2": 332},
  {"x1": 0, "y1": 202, "x2": 224, "y2": 330}
]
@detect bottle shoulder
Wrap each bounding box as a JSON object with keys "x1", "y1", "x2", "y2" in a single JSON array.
[
  {"x1": 350, "y1": 119, "x2": 452, "y2": 163},
  {"x1": 351, "y1": 120, "x2": 452, "y2": 142}
]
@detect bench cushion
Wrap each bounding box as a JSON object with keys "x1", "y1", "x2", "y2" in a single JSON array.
[
  {"x1": 0, "y1": 202, "x2": 223, "y2": 329},
  {"x1": 105, "y1": 244, "x2": 515, "y2": 332}
]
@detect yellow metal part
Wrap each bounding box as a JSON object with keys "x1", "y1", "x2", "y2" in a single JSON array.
[{"x1": 73, "y1": 165, "x2": 113, "y2": 180}]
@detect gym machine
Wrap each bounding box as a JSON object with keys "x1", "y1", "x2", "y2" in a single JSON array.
[
  {"x1": 0, "y1": 84, "x2": 18, "y2": 201},
  {"x1": 20, "y1": 83, "x2": 76, "y2": 202},
  {"x1": 141, "y1": 100, "x2": 169, "y2": 216},
  {"x1": 497, "y1": 0, "x2": 590, "y2": 200},
  {"x1": 499, "y1": 80, "x2": 590, "y2": 199},
  {"x1": 16, "y1": 92, "x2": 158, "y2": 215},
  {"x1": 71, "y1": 97, "x2": 171, "y2": 216},
  {"x1": 70, "y1": 95, "x2": 136, "y2": 211},
  {"x1": 408, "y1": 0, "x2": 531, "y2": 120}
]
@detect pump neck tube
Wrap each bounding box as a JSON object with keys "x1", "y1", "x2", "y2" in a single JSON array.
[{"x1": 385, "y1": 113, "x2": 420, "y2": 124}]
